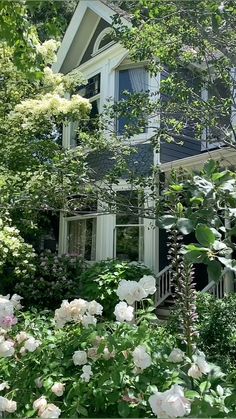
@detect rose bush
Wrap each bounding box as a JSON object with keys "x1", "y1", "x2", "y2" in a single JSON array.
[{"x1": 1, "y1": 286, "x2": 236, "y2": 418}]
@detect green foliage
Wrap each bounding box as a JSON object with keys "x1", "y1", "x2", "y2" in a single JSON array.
[
  {"x1": 169, "y1": 292, "x2": 236, "y2": 372},
  {"x1": 79, "y1": 260, "x2": 152, "y2": 319},
  {"x1": 14, "y1": 252, "x2": 85, "y2": 310}
]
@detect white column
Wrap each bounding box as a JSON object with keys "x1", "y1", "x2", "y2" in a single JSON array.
[
  {"x1": 96, "y1": 201, "x2": 115, "y2": 261},
  {"x1": 58, "y1": 212, "x2": 68, "y2": 255}
]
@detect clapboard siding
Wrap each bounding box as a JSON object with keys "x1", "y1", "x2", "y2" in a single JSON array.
[
  {"x1": 87, "y1": 143, "x2": 154, "y2": 180},
  {"x1": 160, "y1": 67, "x2": 202, "y2": 163}
]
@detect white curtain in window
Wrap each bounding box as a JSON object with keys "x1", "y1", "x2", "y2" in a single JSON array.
[
  {"x1": 68, "y1": 220, "x2": 86, "y2": 257},
  {"x1": 129, "y1": 68, "x2": 146, "y2": 93}
]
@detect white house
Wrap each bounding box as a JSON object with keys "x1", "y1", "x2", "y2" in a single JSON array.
[{"x1": 53, "y1": 0, "x2": 236, "y2": 311}]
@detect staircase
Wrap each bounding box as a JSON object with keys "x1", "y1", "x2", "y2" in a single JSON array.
[{"x1": 155, "y1": 265, "x2": 225, "y2": 321}]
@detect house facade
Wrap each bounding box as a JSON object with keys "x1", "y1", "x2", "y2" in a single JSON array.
[{"x1": 53, "y1": 0, "x2": 236, "y2": 305}]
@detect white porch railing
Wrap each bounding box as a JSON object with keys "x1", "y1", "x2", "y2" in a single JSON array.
[
  {"x1": 201, "y1": 278, "x2": 225, "y2": 299},
  {"x1": 155, "y1": 265, "x2": 173, "y2": 307}
]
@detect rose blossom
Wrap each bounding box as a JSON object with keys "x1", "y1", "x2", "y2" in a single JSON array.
[
  {"x1": 81, "y1": 365, "x2": 93, "y2": 382},
  {"x1": 149, "y1": 385, "x2": 191, "y2": 418},
  {"x1": 87, "y1": 347, "x2": 99, "y2": 360},
  {"x1": 116, "y1": 280, "x2": 146, "y2": 305},
  {"x1": 0, "y1": 340, "x2": 15, "y2": 357},
  {"x1": 24, "y1": 337, "x2": 41, "y2": 352},
  {"x1": 168, "y1": 348, "x2": 185, "y2": 363},
  {"x1": 51, "y1": 382, "x2": 65, "y2": 397},
  {"x1": 0, "y1": 397, "x2": 17, "y2": 413},
  {"x1": 132, "y1": 345, "x2": 152, "y2": 370},
  {"x1": 188, "y1": 364, "x2": 202, "y2": 379},
  {"x1": 72, "y1": 350, "x2": 87, "y2": 366},
  {"x1": 81, "y1": 314, "x2": 97, "y2": 328},
  {"x1": 40, "y1": 403, "x2": 61, "y2": 418},
  {"x1": 0, "y1": 382, "x2": 9, "y2": 391},
  {"x1": 2, "y1": 316, "x2": 17, "y2": 328},
  {"x1": 87, "y1": 300, "x2": 103, "y2": 316},
  {"x1": 139, "y1": 275, "x2": 156, "y2": 295},
  {"x1": 33, "y1": 396, "x2": 47, "y2": 414},
  {"x1": 114, "y1": 302, "x2": 134, "y2": 323}
]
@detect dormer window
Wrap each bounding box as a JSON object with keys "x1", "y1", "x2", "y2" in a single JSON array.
[{"x1": 92, "y1": 28, "x2": 115, "y2": 56}]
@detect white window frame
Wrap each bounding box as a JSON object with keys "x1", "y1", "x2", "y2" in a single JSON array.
[
  {"x1": 92, "y1": 28, "x2": 115, "y2": 57},
  {"x1": 112, "y1": 60, "x2": 159, "y2": 144}
]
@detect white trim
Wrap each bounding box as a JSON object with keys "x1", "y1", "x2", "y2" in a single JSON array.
[
  {"x1": 92, "y1": 27, "x2": 115, "y2": 56},
  {"x1": 161, "y1": 147, "x2": 236, "y2": 172},
  {"x1": 53, "y1": 0, "x2": 130, "y2": 73}
]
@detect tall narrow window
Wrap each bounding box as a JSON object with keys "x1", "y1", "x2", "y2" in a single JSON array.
[
  {"x1": 70, "y1": 74, "x2": 101, "y2": 147},
  {"x1": 67, "y1": 218, "x2": 97, "y2": 260},
  {"x1": 114, "y1": 190, "x2": 144, "y2": 262},
  {"x1": 117, "y1": 68, "x2": 148, "y2": 135}
]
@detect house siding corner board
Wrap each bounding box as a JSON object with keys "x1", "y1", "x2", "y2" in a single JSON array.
[{"x1": 87, "y1": 143, "x2": 154, "y2": 180}]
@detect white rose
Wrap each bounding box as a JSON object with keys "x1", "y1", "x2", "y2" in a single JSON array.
[
  {"x1": 70, "y1": 299, "x2": 88, "y2": 320},
  {"x1": 149, "y1": 385, "x2": 191, "y2": 418},
  {"x1": 132, "y1": 345, "x2": 152, "y2": 370},
  {"x1": 196, "y1": 356, "x2": 210, "y2": 374},
  {"x1": 114, "y1": 302, "x2": 134, "y2": 322},
  {"x1": 168, "y1": 348, "x2": 185, "y2": 363},
  {"x1": 40, "y1": 403, "x2": 61, "y2": 418},
  {"x1": 87, "y1": 300, "x2": 103, "y2": 316},
  {"x1": 139, "y1": 275, "x2": 156, "y2": 296},
  {"x1": 188, "y1": 364, "x2": 202, "y2": 379},
  {"x1": 0, "y1": 297, "x2": 14, "y2": 327},
  {"x1": 51, "y1": 382, "x2": 65, "y2": 397},
  {"x1": 5, "y1": 400, "x2": 17, "y2": 413},
  {"x1": 0, "y1": 396, "x2": 8, "y2": 412},
  {"x1": 0, "y1": 382, "x2": 9, "y2": 391},
  {"x1": 72, "y1": 350, "x2": 87, "y2": 366},
  {"x1": 81, "y1": 365, "x2": 93, "y2": 382},
  {"x1": 0, "y1": 340, "x2": 14, "y2": 357},
  {"x1": 24, "y1": 337, "x2": 41, "y2": 352},
  {"x1": 33, "y1": 396, "x2": 47, "y2": 413},
  {"x1": 10, "y1": 294, "x2": 23, "y2": 309},
  {"x1": 81, "y1": 314, "x2": 97, "y2": 328},
  {"x1": 116, "y1": 280, "x2": 146, "y2": 305},
  {"x1": 15, "y1": 331, "x2": 29, "y2": 344}
]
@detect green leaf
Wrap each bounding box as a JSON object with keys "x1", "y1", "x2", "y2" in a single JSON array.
[
  {"x1": 157, "y1": 215, "x2": 177, "y2": 230},
  {"x1": 204, "y1": 159, "x2": 216, "y2": 176},
  {"x1": 177, "y1": 218, "x2": 193, "y2": 235},
  {"x1": 199, "y1": 381, "x2": 211, "y2": 393},
  {"x1": 184, "y1": 249, "x2": 208, "y2": 264},
  {"x1": 118, "y1": 402, "x2": 130, "y2": 418},
  {"x1": 185, "y1": 390, "x2": 200, "y2": 399},
  {"x1": 207, "y1": 260, "x2": 222, "y2": 282},
  {"x1": 196, "y1": 224, "x2": 216, "y2": 247}
]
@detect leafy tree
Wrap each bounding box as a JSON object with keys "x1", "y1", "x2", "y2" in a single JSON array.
[{"x1": 112, "y1": 0, "x2": 236, "y2": 149}]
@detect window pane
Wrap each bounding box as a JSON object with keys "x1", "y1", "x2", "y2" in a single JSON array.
[
  {"x1": 71, "y1": 99, "x2": 100, "y2": 146},
  {"x1": 77, "y1": 74, "x2": 100, "y2": 99},
  {"x1": 207, "y1": 78, "x2": 231, "y2": 142},
  {"x1": 117, "y1": 68, "x2": 147, "y2": 135},
  {"x1": 115, "y1": 226, "x2": 144, "y2": 262},
  {"x1": 98, "y1": 33, "x2": 113, "y2": 49},
  {"x1": 68, "y1": 219, "x2": 96, "y2": 260}
]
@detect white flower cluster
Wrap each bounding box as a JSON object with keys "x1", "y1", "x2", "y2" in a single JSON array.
[
  {"x1": 0, "y1": 294, "x2": 22, "y2": 329},
  {"x1": 114, "y1": 275, "x2": 156, "y2": 322},
  {"x1": 54, "y1": 299, "x2": 103, "y2": 328},
  {"x1": 72, "y1": 351, "x2": 93, "y2": 382},
  {"x1": 188, "y1": 351, "x2": 210, "y2": 379},
  {"x1": 36, "y1": 40, "x2": 60, "y2": 65},
  {"x1": 149, "y1": 384, "x2": 191, "y2": 418},
  {"x1": 12, "y1": 93, "x2": 91, "y2": 129},
  {"x1": 132, "y1": 345, "x2": 152, "y2": 370},
  {"x1": 0, "y1": 336, "x2": 14, "y2": 357},
  {"x1": 168, "y1": 348, "x2": 185, "y2": 363},
  {"x1": 14, "y1": 331, "x2": 41, "y2": 356},
  {"x1": 33, "y1": 396, "x2": 61, "y2": 418},
  {"x1": 0, "y1": 396, "x2": 17, "y2": 413}
]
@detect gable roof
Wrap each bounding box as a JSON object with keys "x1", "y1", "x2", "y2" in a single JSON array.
[{"x1": 53, "y1": 0, "x2": 130, "y2": 74}]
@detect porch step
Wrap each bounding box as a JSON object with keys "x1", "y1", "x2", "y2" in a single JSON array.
[{"x1": 156, "y1": 295, "x2": 176, "y2": 320}]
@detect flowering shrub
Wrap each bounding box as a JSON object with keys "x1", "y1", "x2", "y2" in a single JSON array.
[
  {"x1": 14, "y1": 252, "x2": 85, "y2": 309},
  {"x1": 0, "y1": 217, "x2": 36, "y2": 294},
  {"x1": 1, "y1": 285, "x2": 236, "y2": 418},
  {"x1": 79, "y1": 260, "x2": 152, "y2": 318}
]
